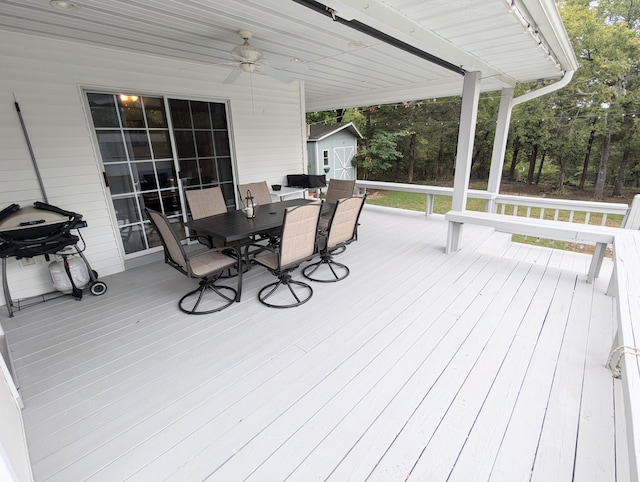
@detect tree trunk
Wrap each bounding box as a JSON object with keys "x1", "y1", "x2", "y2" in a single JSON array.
[
  {"x1": 535, "y1": 150, "x2": 546, "y2": 185},
  {"x1": 612, "y1": 149, "x2": 630, "y2": 196},
  {"x1": 579, "y1": 119, "x2": 597, "y2": 189},
  {"x1": 556, "y1": 157, "x2": 565, "y2": 190},
  {"x1": 526, "y1": 145, "x2": 538, "y2": 185},
  {"x1": 335, "y1": 108, "x2": 344, "y2": 123},
  {"x1": 407, "y1": 133, "x2": 416, "y2": 183},
  {"x1": 364, "y1": 108, "x2": 372, "y2": 148},
  {"x1": 436, "y1": 144, "x2": 444, "y2": 179},
  {"x1": 508, "y1": 138, "x2": 521, "y2": 181},
  {"x1": 594, "y1": 131, "x2": 611, "y2": 200}
]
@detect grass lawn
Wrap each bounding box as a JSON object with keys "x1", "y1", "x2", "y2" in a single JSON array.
[{"x1": 365, "y1": 190, "x2": 486, "y2": 213}]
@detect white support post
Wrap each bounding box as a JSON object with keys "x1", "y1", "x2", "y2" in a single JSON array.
[
  {"x1": 451, "y1": 71, "x2": 482, "y2": 212},
  {"x1": 587, "y1": 242, "x2": 607, "y2": 284},
  {"x1": 487, "y1": 87, "x2": 514, "y2": 212},
  {"x1": 447, "y1": 71, "x2": 481, "y2": 252},
  {"x1": 446, "y1": 221, "x2": 462, "y2": 253}
]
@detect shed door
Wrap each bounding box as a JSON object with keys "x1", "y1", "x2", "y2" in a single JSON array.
[{"x1": 333, "y1": 146, "x2": 355, "y2": 179}]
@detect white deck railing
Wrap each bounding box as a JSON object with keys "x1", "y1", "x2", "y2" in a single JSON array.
[
  {"x1": 355, "y1": 180, "x2": 630, "y2": 227},
  {"x1": 494, "y1": 194, "x2": 629, "y2": 227}
]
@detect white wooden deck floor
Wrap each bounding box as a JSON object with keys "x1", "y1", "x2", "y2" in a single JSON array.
[{"x1": 2, "y1": 205, "x2": 625, "y2": 482}]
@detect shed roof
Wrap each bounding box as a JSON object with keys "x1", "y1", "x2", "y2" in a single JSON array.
[{"x1": 308, "y1": 122, "x2": 363, "y2": 141}]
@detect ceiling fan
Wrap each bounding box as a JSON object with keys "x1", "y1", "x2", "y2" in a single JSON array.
[{"x1": 223, "y1": 30, "x2": 295, "y2": 84}]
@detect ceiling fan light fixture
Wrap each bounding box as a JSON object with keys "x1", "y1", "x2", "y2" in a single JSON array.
[
  {"x1": 240, "y1": 62, "x2": 257, "y2": 72},
  {"x1": 231, "y1": 41, "x2": 263, "y2": 62}
]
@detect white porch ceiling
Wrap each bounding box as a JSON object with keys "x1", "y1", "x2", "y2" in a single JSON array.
[{"x1": 0, "y1": 0, "x2": 578, "y2": 111}]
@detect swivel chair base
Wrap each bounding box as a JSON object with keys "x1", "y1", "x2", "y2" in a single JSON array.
[
  {"x1": 258, "y1": 273, "x2": 313, "y2": 308},
  {"x1": 179, "y1": 279, "x2": 237, "y2": 314},
  {"x1": 302, "y1": 256, "x2": 350, "y2": 283}
]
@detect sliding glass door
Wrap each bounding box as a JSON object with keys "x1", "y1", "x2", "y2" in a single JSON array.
[{"x1": 86, "y1": 92, "x2": 235, "y2": 256}]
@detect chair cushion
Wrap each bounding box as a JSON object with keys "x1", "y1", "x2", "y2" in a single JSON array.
[
  {"x1": 189, "y1": 250, "x2": 236, "y2": 277},
  {"x1": 254, "y1": 250, "x2": 279, "y2": 270}
]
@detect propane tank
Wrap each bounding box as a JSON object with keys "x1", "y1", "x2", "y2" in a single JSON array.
[{"x1": 48, "y1": 249, "x2": 90, "y2": 294}]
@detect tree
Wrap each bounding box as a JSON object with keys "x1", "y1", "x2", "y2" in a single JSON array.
[
  {"x1": 562, "y1": 1, "x2": 640, "y2": 198},
  {"x1": 352, "y1": 132, "x2": 403, "y2": 180}
]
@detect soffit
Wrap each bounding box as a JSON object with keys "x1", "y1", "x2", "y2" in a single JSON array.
[{"x1": 0, "y1": 0, "x2": 577, "y2": 111}]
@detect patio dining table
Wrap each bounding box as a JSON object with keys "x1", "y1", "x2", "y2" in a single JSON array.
[{"x1": 186, "y1": 198, "x2": 319, "y2": 300}]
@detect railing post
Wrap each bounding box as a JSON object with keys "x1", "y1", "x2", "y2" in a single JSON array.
[{"x1": 425, "y1": 194, "x2": 434, "y2": 216}]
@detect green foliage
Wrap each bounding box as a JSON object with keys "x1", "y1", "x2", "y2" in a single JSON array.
[
  {"x1": 306, "y1": 108, "x2": 364, "y2": 127},
  {"x1": 352, "y1": 131, "x2": 403, "y2": 179}
]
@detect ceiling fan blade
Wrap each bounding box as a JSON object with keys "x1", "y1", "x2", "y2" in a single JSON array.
[
  {"x1": 223, "y1": 68, "x2": 242, "y2": 84},
  {"x1": 261, "y1": 65, "x2": 294, "y2": 84},
  {"x1": 269, "y1": 61, "x2": 310, "y2": 74}
]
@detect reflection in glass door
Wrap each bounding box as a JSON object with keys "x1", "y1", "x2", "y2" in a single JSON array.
[
  {"x1": 86, "y1": 92, "x2": 235, "y2": 256},
  {"x1": 168, "y1": 99, "x2": 236, "y2": 209}
]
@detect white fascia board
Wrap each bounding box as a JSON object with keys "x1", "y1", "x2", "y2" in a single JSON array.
[
  {"x1": 305, "y1": 75, "x2": 511, "y2": 112},
  {"x1": 518, "y1": 0, "x2": 579, "y2": 72},
  {"x1": 306, "y1": 77, "x2": 464, "y2": 111}
]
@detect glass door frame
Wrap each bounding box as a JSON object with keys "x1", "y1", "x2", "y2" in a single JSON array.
[{"x1": 83, "y1": 88, "x2": 240, "y2": 261}]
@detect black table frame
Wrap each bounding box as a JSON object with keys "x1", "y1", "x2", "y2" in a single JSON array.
[{"x1": 186, "y1": 198, "x2": 314, "y2": 301}]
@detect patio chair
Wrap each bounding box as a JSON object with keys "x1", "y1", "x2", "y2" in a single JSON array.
[
  {"x1": 185, "y1": 187, "x2": 227, "y2": 248},
  {"x1": 146, "y1": 208, "x2": 240, "y2": 314},
  {"x1": 238, "y1": 181, "x2": 280, "y2": 252},
  {"x1": 325, "y1": 178, "x2": 355, "y2": 204},
  {"x1": 303, "y1": 195, "x2": 366, "y2": 282},
  {"x1": 253, "y1": 202, "x2": 323, "y2": 308},
  {"x1": 185, "y1": 186, "x2": 251, "y2": 275},
  {"x1": 237, "y1": 181, "x2": 273, "y2": 207},
  {"x1": 320, "y1": 178, "x2": 356, "y2": 231}
]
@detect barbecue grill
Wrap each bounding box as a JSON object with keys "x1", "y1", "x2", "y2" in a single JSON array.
[{"x1": 0, "y1": 202, "x2": 107, "y2": 317}]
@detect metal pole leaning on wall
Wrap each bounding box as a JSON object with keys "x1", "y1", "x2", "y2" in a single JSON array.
[{"x1": 13, "y1": 94, "x2": 48, "y2": 203}]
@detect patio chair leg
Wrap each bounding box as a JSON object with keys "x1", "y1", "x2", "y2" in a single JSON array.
[
  {"x1": 258, "y1": 274, "x2": 313, "y2": 308},
  {"x1": 179, "y1": 279, "x2": 237, "y2": 315},
  {"x1": 302, "y1": 257, "x2": 349, "y2": 283}
]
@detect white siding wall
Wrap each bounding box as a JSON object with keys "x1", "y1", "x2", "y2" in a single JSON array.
[{"x1": 0, "y1": 30, "x2": 306, "y2": 306}]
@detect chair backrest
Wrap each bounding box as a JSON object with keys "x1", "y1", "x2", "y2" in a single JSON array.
[
  {"x1": 326, "y1": 195, "x2": 366, "y2": 249},
  {"x1": 279, "y1": 202, "x2": 323, "y2": 267},
  {"x1": 146, "y1": 209, "x2": 187, "y2": 270},
  {"x1": 238, "y1": 181, "x2": 272, "y2": 206},
  {"x1": 325, "y1": 179, "x2": 355, "y2": 204},
  {"x1": 185, "y1": 186, "x2": 227, "y2": 220}
]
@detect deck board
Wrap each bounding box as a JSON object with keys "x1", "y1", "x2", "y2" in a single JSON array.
[
  {"x1": 0, "y1": 206, "x2": 621, "y2": 481},
  {"x1": 446, "y1": 265, "x2": 563, "y2": 482}
]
